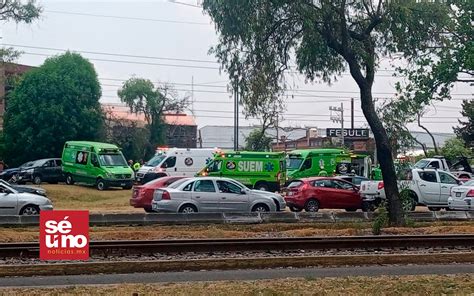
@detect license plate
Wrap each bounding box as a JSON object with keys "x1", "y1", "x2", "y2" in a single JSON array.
[
  {"x1": 136, "y1": 178, "x2": 141, "y2": 182},
  {"x1": 121, "y1": 183, "x2": 126, "y2": 187},
  {"x1": 456, "y1": 192, "x2": 462, "y2": 197}
]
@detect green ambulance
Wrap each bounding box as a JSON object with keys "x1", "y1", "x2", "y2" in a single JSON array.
[
  {"x1": 198, "y1": 151, "x2": 286, "y2": 191},
  {"x1": 62, "y1": 141, "x2": 134, "y2": 190},
  {"x1": 286, "y1": 148, "x2": 352, "y2": 180}
]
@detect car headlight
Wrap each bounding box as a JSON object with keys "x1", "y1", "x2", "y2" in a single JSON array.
[
  {"x1": 26, "y1": 169, "x2": 34, "y2": 174},
  {"x1": 105, "y1": 172, "x2": 113, "y2": 178}
]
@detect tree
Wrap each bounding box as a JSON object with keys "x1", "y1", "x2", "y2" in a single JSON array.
[
  {"x1": 440, "y1": 138, "x2": 472, "y2": 164},
  {"x1": 454, "y1": 99, "x2": 474, "y2": 149},
  {"x1": 203, "y1": 0, "x2": 452, "y2": 225},
  {"x1": 117, "y1": 78, "x2": 188, "y2": 153},
  {"x1": 0, "y1": 0, "x2": 42, "y2": 62},
  {"x1": 4, "y1": 52, "x2": 104, "y2": 165},
  {"x1": 245, "y1": 128, "x2": 273, "y2": 151}
]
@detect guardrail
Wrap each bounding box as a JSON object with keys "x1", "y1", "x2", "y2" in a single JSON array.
[{"x1": 0, "y1": 211, "x2": 472, "y2": 226}]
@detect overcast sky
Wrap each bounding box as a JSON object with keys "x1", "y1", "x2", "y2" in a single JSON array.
[{"x1": 2, "y1": 0, "x2": 472, "y2": 133}]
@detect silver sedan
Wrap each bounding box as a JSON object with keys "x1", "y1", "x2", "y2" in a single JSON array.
[
  {"x1": 0, "y1": 182, "x2": 53, "y2": 215},
  {"x1": 151, "y1": 177, "x2": 286, "y2": 213},
  {"x1": 448, "y1": 180, "x2": 474, "y2": 210}
]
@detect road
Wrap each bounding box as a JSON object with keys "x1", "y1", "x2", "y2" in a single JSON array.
[{"x1": 0, "y1": 264, "x2": 472, "y2": 288}]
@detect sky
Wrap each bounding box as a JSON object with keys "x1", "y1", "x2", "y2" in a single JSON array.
[{"x1": 2, "y1": 0, "x2": 472, "y2": 133}]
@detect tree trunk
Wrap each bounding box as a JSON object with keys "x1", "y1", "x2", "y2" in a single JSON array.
[
  {"x1": 417, "y1": 113, "x2": 439, "y2": 154},
  {"x1": 359, "y1": 87, "x2": 405, "y2": 226}
]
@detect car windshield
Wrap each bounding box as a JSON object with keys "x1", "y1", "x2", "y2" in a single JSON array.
[
  {"x1": 414, "y1": 159, "x2": 430, "y2": 169},
  {"x1": 168, "y1": 178, "x2": 190, "y2": 189},
  {"x1": 287, "y1": 157, "x2": 303, "y2": 170},
  {"x1": 462, "y1": 180, "x2": 474, "y2": 186},
  {"x1": 146, "y1": 154, "x2": 166, "y2": 167},
  {"x1": 98, "y1": 154, "x2": 127, "y2": 166},
  {"x1": 20, "y1": 161, "x2": 34, "y2": 168}
]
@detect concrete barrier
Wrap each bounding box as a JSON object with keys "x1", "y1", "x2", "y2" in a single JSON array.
[
  {"x1": 223, "y1": 213, "x2": 262, "y2": 224},
  {"x1": 19, "y1": 215, "x2": 39, "y2": 226},
  {"x1": 466, "y1": 211, "x2": 474, "y2": 220},
  {"x1": 89, "y1": 214, "x2": 106, "y2": 226},
  {"x1": 333, "y1": 212, "x2": 371, "y2": 222},
  {"x1": 297, "y1": 212, "x2": 335, "y2": 223},
  {"x1": 406, "y1": 211, "x2": 436, "y2": 222},
  {"x1": 0, "y1": 216, "x2": 20, "y2": 225},
  {"x1": 259, "y1": 212, "x2": 299, "y2": 223},
  {"x1": 435, "y1": 211, "x2": 469, "y2": 221},
  {"x1": 103, "y1": 213, "x2": 146, "y2": 226},
  {"x1": 185, "y1": 213, "x2": 225, "y2": 224},
  {"x1": 144, "y1": 213, "x2": 189, "y2": 225}
]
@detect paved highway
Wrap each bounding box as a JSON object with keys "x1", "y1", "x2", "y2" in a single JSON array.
[{"x1": 0, "y1": 264, "x2": 472, "y2": 288}]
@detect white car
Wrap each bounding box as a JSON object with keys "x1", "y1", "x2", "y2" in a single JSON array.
[
  {"x1": 151, "y1": 177, "x2": 286, "y2": 213},
  {"x1": 0, "y1": 181, "x2": 53, "y2": 215},
  {"x1": 448, "y1": 180, "x2": 474, "y2": 211}
]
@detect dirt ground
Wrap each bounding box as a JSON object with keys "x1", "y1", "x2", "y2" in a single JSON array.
[
  {"x1": 1, "y1": 274, "x2": 473, "y2": 295},
  {"x1": 0, "y1": 221, "x2": 473, "y2": 242}
]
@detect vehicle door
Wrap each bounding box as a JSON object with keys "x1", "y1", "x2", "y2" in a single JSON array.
[
  {"x1": 89, "y1": 153, "x2": 103, "y2": 180},
  {"x1": 438, "y1": 171, "x2": 459, "y2": 203},
  {"x1": 416, "y1": 171, "x2": 441, "y2": 204},
  {"x1": 216, "y1": 180, "x2": 248, "y2": 212},
  {"x1": 161, "y1": 156, "x2": 177, "y2": 176},
  {"x1": 299, "y1": 158, "x2": 313, "y2": 177},
  {"x1": 191, "y1": 179, "x2": 220, "y2": 212},
  {"x1": 41, "y1": 160, "x2": 56, "y2": 182},
  {"x1": 311, "y1": 179, "x2": 343, "y2": 208},
  {"x1": 0, "y1": 184, "x2": 18, "y2": 215},
  {"x1": 53, "y1": 159, "x2": 64, "y2": 181},
  {"x1": 330, "y1": 180, "x2": 361, "y2": 208}
]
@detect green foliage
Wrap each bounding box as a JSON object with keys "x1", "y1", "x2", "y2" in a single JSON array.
[
  {"x1": 117, "y1": 78, "x2": 188, "y2": 146},
  {"x1": 372, "y1": 204, "x2": 389, "y2": 235},
  {"x1": 244, "y1": 129, "x2": 272, "y2": 151},
  {"x1": 454, "y1": 99, "x2": 474, "y2": 148},
  {"x1": 4, "y1": 52, "x2": 104, "y2": 166},
  {"x1": 440, "y1": 138, "x2": 472, "y2": 163},
  {"x1": 0, "y1": 0, "x2": 42, "y2": 62}
]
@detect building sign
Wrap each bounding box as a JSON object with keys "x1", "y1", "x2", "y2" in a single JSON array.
[{"x1": 326, "y1": 128, "x2": 370, "y2": 138}]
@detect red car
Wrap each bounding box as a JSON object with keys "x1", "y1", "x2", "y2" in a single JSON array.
[
  {"x1": 284, "y1": 177, "x2": 370, "y2": 212},
  {"x1": 130, "y1": 176, "x2": 187, "y2": 212}
]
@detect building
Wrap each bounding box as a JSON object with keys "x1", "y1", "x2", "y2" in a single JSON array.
[
  {"x1": 0, "y1": 63, "x2": 34, "y2": 129},
  {"x1": 102, "y1": 104, "x2": 197, "y2": 148}
]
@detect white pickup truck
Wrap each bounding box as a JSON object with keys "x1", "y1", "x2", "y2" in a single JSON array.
[
  {"x1": 360, "y1": 168, "x2": 462, "y2": 211},
  {"x1": 414, "y1": 157, "x2": 472, "y2": 180}
]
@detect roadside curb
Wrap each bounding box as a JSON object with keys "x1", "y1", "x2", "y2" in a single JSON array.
[
  {"x1": 0, "y1": 253, "x2": 470, "y2": 277},
  {"x1": 0, "y1": 211, "x2": 472, "y2": 227}
]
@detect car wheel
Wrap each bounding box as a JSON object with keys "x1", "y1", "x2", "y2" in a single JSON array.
[
  {"x1": 304, "y1": 199, "x2": 319, "y2": 212},
  {"x1": 402, "y1": 196, "x2": 416, "y2": 212},
  {"x1": 96, "y1": 179, "x2": 107, "y2": 191},
  {"x1": 33, "y1": 175, "x2": 42, "y2": 185},
  {"x1": 345, "y1": 208, "x2": 357, "y2": 212},
  {"x1": 252, "y1": 204, "x2": 270, "y2": 212},
  {"x1": 428, "y1": 207, "x2": 441, "y2": 211},
  {"x1": 255, "y1": 182, "x2": 269, "y2": 191},
  {"x1": 20, "y1": 205, "x2": 40, "y2": 216},
  {"x1": 179, "y1": 204, "x2": 197, "y2": 213},
  {"x1": 289, "y1": 206, "x2": 303, "y2": 212},
  {"x1": 144, "y1": 208, "x2": 155, "y2": 213},
  {"x1": 66, "y1": 174, "x2": 75, "y2": 185},
  {"x1": 122, "y1": 184, "x2": 133, "y2": 190},
  {"x1": 361, "y1": 201, "x2": 375, "y2": 212}
]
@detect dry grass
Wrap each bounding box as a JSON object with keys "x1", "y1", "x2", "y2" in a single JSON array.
[
  {"x1": 1, "y1": 274, "x2": 473, "y2": 295},
  {"x1": 0, "y1": 222, "x2": 473, "y2": 243},
  {"x1": 39, "y1": 184, "x2": 140, "y2": 213}
]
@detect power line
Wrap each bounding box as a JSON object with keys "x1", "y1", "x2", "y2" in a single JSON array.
[
  {"x1": 167, "y1": 0, "x2": 202, "y2": 8},
  {"x1": 5, "y1": 44, "x2": 219, "y2": 64},
  {"x1": 44, "y1": 10, "x2": 209, "y2": 25}
]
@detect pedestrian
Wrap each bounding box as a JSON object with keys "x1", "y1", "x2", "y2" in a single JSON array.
[
  {"x1": 128, "y1": 159, "x2": 133, "y2": 167},
  {"x1": 0, "y1": 160, "x2": 5, "y2": 173}
]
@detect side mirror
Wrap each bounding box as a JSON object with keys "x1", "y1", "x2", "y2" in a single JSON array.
[{"x1": 240, "y1": 188, "x2": 246, "y2": 195}]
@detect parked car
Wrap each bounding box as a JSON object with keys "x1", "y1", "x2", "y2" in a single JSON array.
[
  {"x1": 283, "y1": 177, "x2": 372, "y2": 212},
  {"x1": 18, "y1": 158, "x2": 65, "y2": 185},
  {"x1": 0, "y1": 161, "x2": 35, "y2": 182},
  {"x1": 360, "y1": 168, "x2": 461, "y2": 211},
  {"x1": 0, "y1": 180, "x2": 47, "y2": 197},
  {"x1": 448, "y1": 179, "x2": 474, "y2": 211},
  {"x1": 130, "y1": 176, "x2": 187, "y2": 212},
  {"x1": 335, "y1": 175, "x2": 369, "y2": 186},
  {"x1": 0, "y1": 181, "x2": 53, "y2": 215},
  {"x1": 151, "y1": 177, "x2": 286, "y2": 213}
]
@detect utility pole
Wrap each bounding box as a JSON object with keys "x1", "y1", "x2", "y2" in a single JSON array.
[
  {"x1": 329, "y1": 103, "x2": 344, "y2": 148},
  {"x1": 233, "y1": 84, "x2": 239, "y2": 151},
  {"x1": 191, "y1": 76, "x2": 194, "y2": 114}
]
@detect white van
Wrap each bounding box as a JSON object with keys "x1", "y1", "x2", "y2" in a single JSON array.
[{"x1": 136, "y1": 148, "x2": 216, "y2": 184}]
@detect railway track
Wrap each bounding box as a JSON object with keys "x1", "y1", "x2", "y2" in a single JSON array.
[{"x1": 1, "y1": 234, "x2": 473, "y2": 259}]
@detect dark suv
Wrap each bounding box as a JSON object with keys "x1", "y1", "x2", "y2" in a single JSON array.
[{"x1": 19, "y1": 158, "x2": 65, "y2": 185}]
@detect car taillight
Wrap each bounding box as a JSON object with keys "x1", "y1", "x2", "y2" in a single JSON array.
[
  {"x1": 277, "y1": 172, "x2": 281, "y2": 181},
  {"x1": 467, "y1": 189, "x2": 474, "y2": 197},
  {"x1": 378, "y1": 182, "x2": 384, "y2": 190},
  {"x1": 162, "y1": 190, "x2": 171, "y2": 200}
]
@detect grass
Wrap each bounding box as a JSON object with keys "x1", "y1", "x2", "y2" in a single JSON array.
[
  {"x1": 1, "y1": 274, "x2": 473, "y2": 295},
  {"x1": 39, "y1": 184, "x2": 140, "y2": 213},
  {"x1": 0, "y1": 221, "x2": 473, "y2": 242}
]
